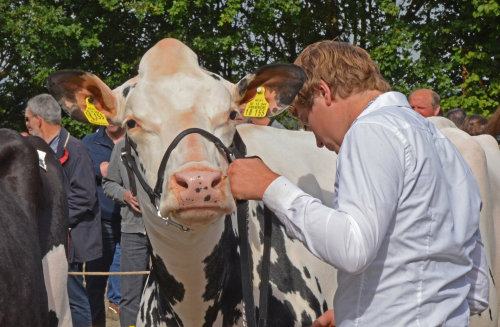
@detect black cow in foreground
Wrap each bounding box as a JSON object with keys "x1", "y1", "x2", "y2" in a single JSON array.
[{"x1": 0, "y1": 129, "x2": 71, "y2": 326}]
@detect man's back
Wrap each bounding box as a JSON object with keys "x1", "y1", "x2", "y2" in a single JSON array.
[{"x1": 333, "y1": 92, "x2": 484, "y2": 325}]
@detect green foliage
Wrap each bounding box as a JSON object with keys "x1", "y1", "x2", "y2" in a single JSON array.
[{"x1": 1, "y1": 0, "x2": 499, "y2": 134}]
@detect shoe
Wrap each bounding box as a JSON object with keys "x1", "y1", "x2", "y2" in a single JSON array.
[{"x1": 108, "y1": 301, "x2": 120, "y2": 315}]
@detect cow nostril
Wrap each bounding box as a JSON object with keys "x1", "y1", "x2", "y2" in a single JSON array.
[
  {"x1": 175, "y1": 175, "x2": 189, "y2": 189},
  {"x1": 211, "y1": 175, "x2": 221, "y2": 188}
]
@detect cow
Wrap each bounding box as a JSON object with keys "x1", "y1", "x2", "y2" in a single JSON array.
[
  {"x1": 0, "y1": 129, "x2": 71, "y2": 326},
  {"x1": 428, "y1": 116, "x2": 500, "y2": 327},
  {"x1": 46, "y1": 38, "x2": 337, "y2": 327}
]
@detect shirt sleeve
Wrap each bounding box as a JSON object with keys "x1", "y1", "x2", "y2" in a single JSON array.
[
  {"x1": 102, "y1": 143, "x2": 127, "y2": 205},
  {"x1": 466, "y1": 229, "x2": 490, "y2": 315},
  {"x1": 263, "y1": 122, "x2": 405, "y2": 273}
]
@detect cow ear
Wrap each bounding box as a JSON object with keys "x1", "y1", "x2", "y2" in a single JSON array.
[
  {"x1": 46, "y1": 70, "x2": 119, "y2": 124},
  {"x1": 234, "y1": 63, "x2": 306, "y2": 117}
]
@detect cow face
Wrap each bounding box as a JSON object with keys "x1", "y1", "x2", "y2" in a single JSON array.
[{"x1": 47, "y1": 38, "x2": 305, "y2": 228}]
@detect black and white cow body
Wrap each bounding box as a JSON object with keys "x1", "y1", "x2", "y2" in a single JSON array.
[
  {"x1": 47, "y1": 38, "x2": 337, "y2": 326},
  {"x1": 136, "y1": 125, "x2": 337, "y2": 327},
  {"x1": 0, "y1": 129, "x2": 71, "y2": 327}
]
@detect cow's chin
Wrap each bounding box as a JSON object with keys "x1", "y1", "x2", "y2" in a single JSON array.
[{"x1": 171, "y1": 207, "x2": 231, "y2": 228}]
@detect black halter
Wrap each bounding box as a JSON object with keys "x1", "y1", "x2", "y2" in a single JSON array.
[{"x1": 121, "y1": 127, "x2": 271, "y2": 327}]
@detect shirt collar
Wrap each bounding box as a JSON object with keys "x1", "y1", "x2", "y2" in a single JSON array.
[{"x1": 358, "y1": 91, "x2": 411, "y2": 119}]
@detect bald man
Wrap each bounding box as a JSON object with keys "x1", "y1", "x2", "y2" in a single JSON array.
[{"x1": 408, "y1": 89, "x2": 442, "y2": 118}]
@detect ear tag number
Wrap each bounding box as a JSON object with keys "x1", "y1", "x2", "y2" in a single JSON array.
[
  {"x1": 84, "y1": 97, "x2": 109, "y2": 126},
  {"x1": 244, "y1": 86, "x2": 269, "y2": 118}
]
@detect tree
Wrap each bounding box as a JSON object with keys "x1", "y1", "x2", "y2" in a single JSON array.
[{"x1": 1, "y1": 0, "x2": 499, "y2": 136}]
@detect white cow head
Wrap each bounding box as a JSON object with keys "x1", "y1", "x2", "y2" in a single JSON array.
[{"x1": 47, "y1": 38, "x2": 305, "y2": 228}]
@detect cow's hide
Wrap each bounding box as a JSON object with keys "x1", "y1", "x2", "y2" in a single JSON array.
[{"x1": 0, "y1": 129, "x2": 71, "y2": 327}]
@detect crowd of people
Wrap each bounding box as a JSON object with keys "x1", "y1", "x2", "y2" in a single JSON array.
[{"x1": 21, "y1": 39, "x2": 500, "y2": 327}]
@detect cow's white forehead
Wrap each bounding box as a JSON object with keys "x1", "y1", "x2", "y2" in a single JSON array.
[{"x1": 126, "y1": 71, "x2": 232, "y2": 125}]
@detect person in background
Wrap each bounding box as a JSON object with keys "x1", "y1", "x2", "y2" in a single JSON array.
[
  {"x1": 25, "y1": 93, "x2": 102, "y2": 327},
  {"x1": 82, "y1": 124, "x2": 125, "y2": 326},
  {"x1": 446, "y1": 108, "x2": 467, "y2": 128},
  {"x1": 228, "y1": 41, "x2": 488, "y2": 326},
  {"x1": 408, "y1": 88, "x2": 443, "y2": 117},
  {"x1": 462, "y1": 114, "x2": 488, "y2": 136},
  {"x1": 103, "y1": 138, "x2": 150, "y2": 327}
]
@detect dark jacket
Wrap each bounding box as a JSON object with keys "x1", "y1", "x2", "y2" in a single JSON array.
[
  {"x1": 82, "y1": 127, "x2": 121, "y2": 223},
  {"x1": 55, "y1": 127, "x2": 102, "y2": 263}
]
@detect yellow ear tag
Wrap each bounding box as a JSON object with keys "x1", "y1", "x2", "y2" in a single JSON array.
[
  {"x1": 244, "y1": 86, "x2": 269, "y2": 118},
  {"x1": 84, "y1": 97, "x2": 109, "y2": 126}
]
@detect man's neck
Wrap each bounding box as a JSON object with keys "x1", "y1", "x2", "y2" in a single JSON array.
[
  {"x1": 346, "y1": 90, "x2": 384, "y2": 123},
  {"x1": 41, "y1": 124, "x2": 62, "y2": 144}
]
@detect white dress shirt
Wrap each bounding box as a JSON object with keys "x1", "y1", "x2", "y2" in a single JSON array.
[{"x1": 263, "y1": 92, "x2": 489, "y2": 326}]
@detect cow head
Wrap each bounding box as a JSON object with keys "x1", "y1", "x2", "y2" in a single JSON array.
[{"x1": 47, "y1": 38, "x2": 305, "y2": 228}]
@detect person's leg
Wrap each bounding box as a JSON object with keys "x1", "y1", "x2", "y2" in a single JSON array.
[
  {"x1": 119, "y1": 233, "x2": 150, "y2": 327},
  {"x1": 68, "y1": 262, "x2": 92, "y2": 327},
  {"x1": 86, "y1": 220, "x2": 117, "y2": 326},
  {"x1": 107, "y1": 242, "x2": 122, "y2": 306}
]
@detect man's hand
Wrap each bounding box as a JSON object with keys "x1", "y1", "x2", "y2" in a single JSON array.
[
  {"x1": 100, "y1": 161, "x2": 109, "y2": 177},
  {"x1": 123, "y1": 190, "x2": 141, "y2": 213},
  {"x1": 227, "y1": 157, "x2": 279, "y2": 200},
  {"x1": 311, "y1": 310, "x2": 335, "y2": 327}
]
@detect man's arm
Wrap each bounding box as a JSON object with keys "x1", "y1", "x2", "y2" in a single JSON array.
[
  {"x1": 102, "y1": 144, "x2": 126, "y2": 205},
  {"x1": 103, "y1": 143, "x2": 141, "y2": 213},
  {"x1": 229, "y1": 123, "x2": 404, "y2": 272}
]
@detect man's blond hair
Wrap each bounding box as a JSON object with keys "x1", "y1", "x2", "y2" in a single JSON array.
[{"x1": 293, "y1": 41, "x2": 391, "y2": 110}]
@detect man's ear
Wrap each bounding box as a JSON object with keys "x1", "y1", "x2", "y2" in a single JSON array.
[
  {"x1": 317, "y1": 80, "x2": 332, "y2": 106},
  {"x1": 434, "y1": 105, "x2": 441, "y2": 116},
  {"x1": 233, "y1": 63, "x2": 306, "y2": 117}
]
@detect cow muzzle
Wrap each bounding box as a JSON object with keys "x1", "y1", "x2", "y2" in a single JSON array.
[{"x1": 122, "y1": 128, "x2": 240, "y2": 232}]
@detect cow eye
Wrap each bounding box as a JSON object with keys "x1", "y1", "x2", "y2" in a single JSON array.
[
  {"x1": 229, "y1": 111, "x2": 238, "y2": 120},
  {"x1": 126, "y1": 119, "x2": 137, "y2": 129}
]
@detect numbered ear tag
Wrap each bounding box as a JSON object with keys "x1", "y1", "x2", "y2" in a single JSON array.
[
  {"x1": 84, "y1": 97, "x2": 109, "y2": 126},
  {"x1": 244, "y1": 86, "x2": 269, "y2": 118}
]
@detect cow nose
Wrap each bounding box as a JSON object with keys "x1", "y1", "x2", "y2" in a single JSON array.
[{"x1": 174, "y1": 170, "x2": 222, "y2": 190}]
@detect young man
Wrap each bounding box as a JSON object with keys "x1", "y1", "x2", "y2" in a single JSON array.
[
  {"x1": 227, "y1": 41, "x2": 489, "y2": 325},
  {"x1": 25, "y1": 94, "x2": 102, "y2": 327}
]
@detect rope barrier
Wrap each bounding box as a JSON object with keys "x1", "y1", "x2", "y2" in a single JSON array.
[{"x1": 68, "y1": 271, "x2": 150, "y2": 276}]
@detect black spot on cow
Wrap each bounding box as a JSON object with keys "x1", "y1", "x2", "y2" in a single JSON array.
[
  {"x1": 144, "y1": 253, "x2": 186, "y2": 326},
  {"x1": 315, "y1": 276, "x2": 322, "y2": 294},
  {"x1": 204, "y1": 186, "x2": 208, "y2": 190},
  {"x1": 258, "y1": 296, "x2": 296, "y2": 327},
  {"x1": 202, "y1": 215, "x2": 243, "y2": 326},
  {"x1": 204, "y1": 195, "x2": 211, "y2": 202},
  {"x1": 210, "y1": 73, "x2": 221, "y2": 81},
  {"x1": 300, "y1": 310, "x2": 313, "y2": 326},
  {"x1": 196, "y1": 187, "x2": 201, "y2": 193},
  {"x1": 237, "y1": 77, "x2": 249, "y2": 97},
  {"x1": 122, "y1": 85, "x2": 132, "y2": 98},
  {"x1": 303, "y1": 266, "x2": 311, "y2": 279},
  {"x1": 255, "y1": 204, "x2": 323, "y2": 321},
  {"x1": 322, "y1": 300, "x2": 328, "y2": 313}
]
